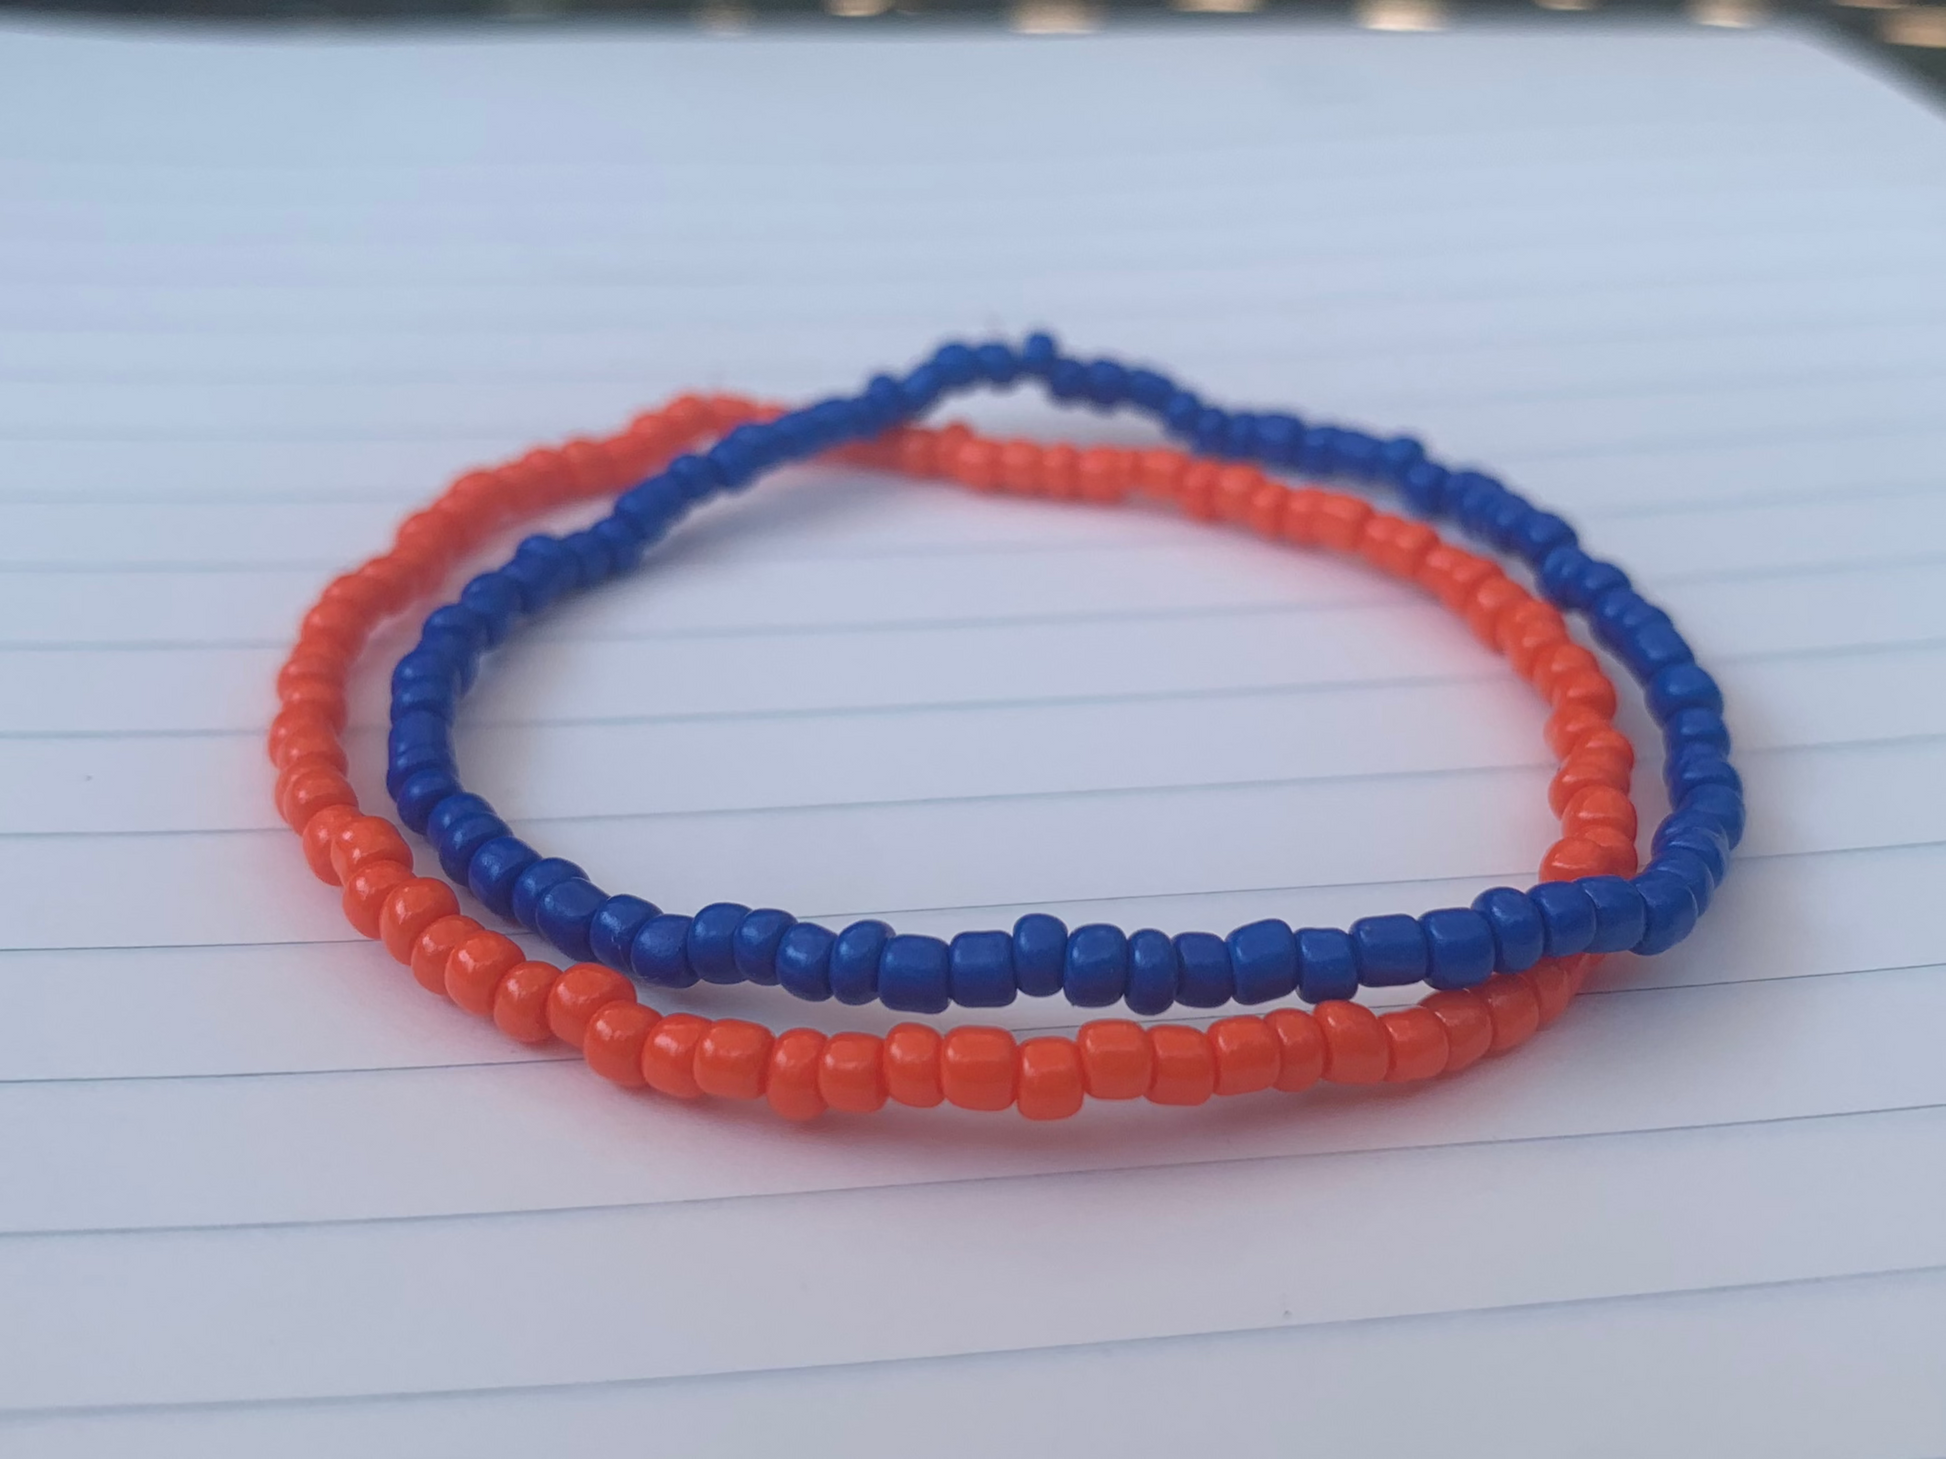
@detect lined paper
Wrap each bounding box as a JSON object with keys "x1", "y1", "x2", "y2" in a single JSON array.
[{"x1": 3, "y1": 17, "x2": 1946, "y2": 1457}]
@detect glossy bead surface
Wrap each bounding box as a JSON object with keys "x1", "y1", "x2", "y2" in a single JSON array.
[
  {"x1": 883, "y1": 1023, "x2": 945, "y2": 1107},
  {"x1": 941, "y1": 1027, "x2": 1018, "y2": 1112},
  {"x1": 1016, "y1": 1038, "x2": 1086, "y2": 1121}
]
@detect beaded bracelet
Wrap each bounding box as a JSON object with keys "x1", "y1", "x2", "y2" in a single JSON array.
[
  {"x1": 374, "y1": 338, "x2": 1734, "y2": 1014},
  {"x1": 387, "y1": 417, "x2": 1641, "y2": 1016},
  {"x1": 273, "y1": 392, "x2": 1603, "y2": 1120}
]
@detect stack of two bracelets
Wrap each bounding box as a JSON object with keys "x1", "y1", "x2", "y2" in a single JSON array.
[{"x1": 269, "y1": 333, "x2": 1741, "y2": 1123}]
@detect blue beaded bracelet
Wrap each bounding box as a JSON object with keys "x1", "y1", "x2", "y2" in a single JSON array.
[{"x1": 387, "y1": 334, "x2": 1740, "y2": 1015}]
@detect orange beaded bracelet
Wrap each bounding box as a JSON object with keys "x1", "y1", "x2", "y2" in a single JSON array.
[{"x1": 272, "y1": 394, "x2": 1624, "y2": 1120}]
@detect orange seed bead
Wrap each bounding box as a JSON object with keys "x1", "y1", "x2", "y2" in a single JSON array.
[
  {"x1": 1311, "y1": 492, "x2": 1373, "y2": 553},
  {"x1": 1208, "y1": 1016, "x2": 1280, "y2": 1096},
  {"x1": 1551, "y1": 667, "x2": 1620, "y2": 719},
  {"x1": 1549, "y1": 752, "x2": 1632, "y2": 816},
  {"x1": 1527, "y1": 956, "x2": 1582, "y2": 1028},
  {"x1": 940, "y1": 1027, "x2": 1018, "y2": 1113},
  {"x1": 1540, "y1": 835, "x2": 1614, "y2": 883},
  {"x1": 445, "y1": 930, "x2": 525, "y2": 1015},
  {"x1": 1380, "y1": 1006, "x2": 1450, "y2": 1083},
  {"x1": 1265, "y1": 1007, "x2": 1326, "y2": 1092},
  {"x1": 410, "y1": 914, "x2": 481, "y2": 997},
  {"x1": 1584, "y1": 822, "x2": 1640, "y2": 876},
  {"x1": 1563, "y1": 784, "x2": 1638, "y2": 841},
  {"x1": 492, "y1": 960, "x2": 562, "y2": 1043},
  {"x1": 1146, "y1": 1025, "x2": 1216, "y2": 1106},
  {"x1": 377, "y1": 877, "x2": 460, "y2": 964},
  {"x1": 341, "y1": 859, "x2": 414, "y2": 940},
  {"x1": 584, "y1": 1003, "x2": 659, "y2": 1088},
  {"x1": 300, "y1": 802, "x2": 360, "y2": 884},
  {"x1": 1077, "y1": 1019, "x2": 1153, "y2": 1101},
  {"x1": 694, "y1": 1019, "x2": 775, "y2": 1101},
  {"x1": 1316, "y1": 1001, "x2": 1390, "y2": 1084},
  {"x1": 767, "y1": 1029, "x2": 829, "y2": 1121},
  {"x1": 328, "y1": 815, "x2": 413, "y2": 885},
  {"x1": 1482, "y1": 975, "x2": 1543, "y2": 1056},
  {"x1": 1463, "y1": 573, "x2": 1527, "y2": 647},
  {"x1": 884, "y1": 1024, "x2": 945, "y2": 1107},
  {"x1": 277, "y1": 764, "x2": 356, "y2": 831},
  {"x1": 640, "y1": 1013, "x2": 708, "y2": 1098},
  {"x1": 1423, "y1": 989, "x2": 1493, "y2": 1074},
  {"x1": 1016, "y1": 1037, "x2": 1085, "y2": 1121},
  {"x1": 545, "y1": 963, "x2": 636, "y2": 1049},
  {"x1": 818, "y1": 1032, "x2": 888, "y2": 1114}
]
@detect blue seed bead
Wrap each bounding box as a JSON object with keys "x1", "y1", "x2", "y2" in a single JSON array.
[
  {"x1": 535, "y1": 877, "x2": 605, "y2": 963},
  {"x1": 861, "y1": 372, "x2": 908, "y2": 428},
  {"x1": 1255, "y1": 412, "x2": 1304, "y2": 466},
  {"x1": 667, "y1": 452, "x2": 724, "y2": 502},
  {"x1": 1020, "y1": 331, "x2": 1060, "y2": 373},
  {"x1": 1578, "y1": 875, "x2": 1649, "y2": 953},
  {"x1": 589, "y1": 894, "x2": 658, "y2": 972},
  {"x1": 880, "y1": 934, "x2": 951, "y2": 1015},
  {"x1": 1657, "y1": 827, "x2": 1729, "y2": 888},
  {"x1": 561, "y1": 529, "x2": 613, "y2": 588},
  {"x1": 437, "y1": 812, "x2": 508, "y2": 885},
  {"x1": 1470, "y1": 887, "x2": 1546, "y2": 973},
  {"x1": 421, "y1": 603, "x2": 489, "y2": 658},
  {"x1": 1528, "y1": 880, "x2": 1598, "y2": 959},
  {"x1": 1085, "y1": 359, "x2": 1129, "y2": 406},
  {"x1": 1653, "y1": 811, "x2": 1731, "y2": 863},
  {"x1": 1048, "y1": 357, "x2": 1089, "y2": 402},
  {"x1": 830, "y1": 919, "x2": 891, "y2": 1005},
  {"x1": 614, "y1": 482, "x2": 678, "y2": 539},
  {"x1": 511, "y1": 857, "x2": 587, "y2": 932},
  {"x1": 727, "y1": 907, "x2": 793, "y2": 987},
  {"x1": 1376, "y1": 435, "x2": 1426, "y2": 486},
  {"x1": 1299, "y1": 425, "x2": 1343, "y2": 476},
  {"x1": 393, "y1": 677, "x2": 455, "y2": 723},
  {"x1": 1333, "y1": 429, "x2": 1381, "y2": 480},
  {"x1": 593, "y1": 518, "x2": 647, "y2": 574},
  {"x1": 974, "y1": 342, "x2": 1021, "y2": 385},
  {"x1": 425, "y1": 792, "x2": 494, "y2": 847},
  {"x1": 1667, "y1": 748, "x2": 1742, "y2": 800},
  {"x1": 1125, "y1": 929, "x2": 1180, "y2": 1016},
  {"x1": 1679, "y1": 784, "x2": 1746, "y2": 848},
  {"x1": 1619, "y1": 621, "x2": 1694, "y2": 679},
  {"x1": 1223, "y1": 411, "x2": 1260, "y2": 458},
  {"x1": 1633, "y1": 872, "x2": 1700, "y2": 955},
  {"x1": 775, "y1": 922, "x2": 837, "y2": 1002},
  {"x1": 1420, "y1": 908, "x2": 1496, "y2": 991},
  {"x1": 385, "y1": 742, "x2": 451, "y2": 800},
  {"x1": 396, "y1": 768, "x2": 461, "y2": 835},
  {"x1": 1648, "y1": 850, "x2": 1717, "y2": 916},
  {"x1": 391, "y1": 649, "x2": 460, "y2": 699},
  {"x1": 1512, "y1": 510, "x2": 1576, "y2": 565},
  {"x1": 1191, "y1": 406, "x2": 1231, "y2": 456},
  {"x1": 1163, "y1": 389, "x2": 1203, "y2": 437},
  {"x1": 1665, "y1": 706, "x2": 1731, "y2": 755},
  {"x1": 931, "y1": 342, "x2": 979, "y2": 385},
  {"x1": 948, "y1": 931, "x2": 1016, "y2": 1009},
  {"x1": 1064, "y1": 924, "x2": 1130, "y2": 1008},
  {"x1": 1012, "y1": 914, "x2": 1068, "y2": 998},
  {"x1": 1173, "y1": 931, "x2": 1235, "y2": 1008},
  {"x1": 631, "y1": 914, "x2": 697, "y2": 988},
  {"x1": 1400, "y1": 460, "x2": 1452, "y2": 516},
  {"x1": 1648, "y1": 662, "x2": 1723, "y2": 720},
  {"x1": 468, "y1": 835, "x2": 540, "y2": 921},
  {"x1": 458, "y1": 571, "x2": 522, "y2": 647},
  {"x1": 503, "y1": 537, "x2": 576, "y2": 614},
  {"x1": 1126, "y1": 368, "x2": 1175, "y2": 411},
  {"x1": 685, "y1": 901, "x2": 750, "y2": 985},
  {"x1": 1352, "y1": 913, "x2": 1429, "y2": 987},
  {"x1": 389, "y1": 706, "x2": 450, "y2": 745},
  {"x1": 1296, "y1": 927, "x2": 1359, "y2": 1003},
  {"x1": 1227, "y1": 918, "x2": 1298, "y2": 1005},
  {"x1": 1484, "y1": 493, "x2": 1535, "y2": 553}
]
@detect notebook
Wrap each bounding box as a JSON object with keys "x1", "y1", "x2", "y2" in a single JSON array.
[{"x1": 2, "y1": 14, "x2": 1945, "y2": 1456}]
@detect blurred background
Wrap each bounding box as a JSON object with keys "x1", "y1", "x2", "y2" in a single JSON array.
[{"x1": 5, "y1": 0, "x2": 1944, "y2": 97}]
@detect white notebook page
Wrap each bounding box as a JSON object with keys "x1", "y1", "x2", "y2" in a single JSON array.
[{"x1": 3, "y1": 16, "x2": 1946, "y2": 1456}]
